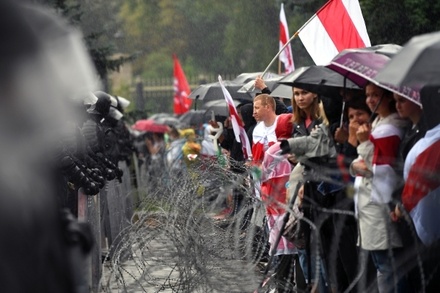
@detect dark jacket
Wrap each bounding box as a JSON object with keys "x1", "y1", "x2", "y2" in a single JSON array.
[
  {"x1": 240, "y1": 103, "x2": 256, "y2": 144},
  {"x1": 393, "y1": 120, "x2": 427, "y2": 201},
  {"x1": 397, "y1": 121, "x2": 427, "y2": 174},
  {"x1": 292, "y1": 118, "x2": 321, "y2": 138},
  {"x1": 221, "y1": 128, "x2": 245, "y2": 173},
  {"x1": 220, "y1": 103, "x2": 255, "y2": 173}
]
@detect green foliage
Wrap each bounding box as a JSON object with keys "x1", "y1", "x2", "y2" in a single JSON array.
[
  {"x1": 116, "y1": 0, "x2": 329, "y2": 78},
  {"x1": 223, "y1": 0, "x2": 279, "y2": 72},
  {"x1": 43, "y1": 0, "x2": 135, "y2": 81},
  {"x1": 44, "y1": 0, "x2": 440, "y2": 117},
  {"x1": 85, "y1": 33, "x2": 135, "y2": 80},
  {"x1": 141, "y1": 51, "x2": 173, "y2": 79},
  {"x1": 360, "y1": 0, "x2": 440, "y2": 45},
  {"x1": 112, "y1": 82, "x2": 134, "y2": 111}
]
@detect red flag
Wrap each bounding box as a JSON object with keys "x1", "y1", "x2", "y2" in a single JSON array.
[
  {"x1": 298, "y1": 0, "x2": 371, "y2": 65},
  {"x1": 173, "y1": 54, "x2": 192, "y2": 114},
  {"x1": 279, "y1": 3, "x2": 294, "y2": 73},
  {"x1": 218, "y1": 75, "x2": 252, "y2": 160}
]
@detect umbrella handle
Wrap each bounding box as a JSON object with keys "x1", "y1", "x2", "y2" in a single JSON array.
[
  {"x1": 339, "y1": 101, "x2": 346, "y2": 128},
  {"x1": 367, "y1": 94, "x2": 384, "y2": 124}
]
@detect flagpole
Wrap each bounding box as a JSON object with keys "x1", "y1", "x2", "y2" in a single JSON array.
[
  {"x1": 243, "y1": 3, "x2": 325, "y2": 92},
  {"x1": 259, "y1": 13, "x2": 320, "y2": 79},
  {"x1": 278, "y1": 58, "x2": 282, "y2": 75},
  {"x1": 261, "y1": 31, "x2": 299, "y2": 77}
]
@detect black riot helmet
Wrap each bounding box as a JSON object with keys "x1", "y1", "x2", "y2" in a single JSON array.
[{"x1": 85, "y1": 91, "x2": 111, "y2": 117}]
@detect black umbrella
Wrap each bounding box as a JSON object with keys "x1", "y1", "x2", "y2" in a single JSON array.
[
  {"x1": 232, "y1": 72, "x2": 264, "y2": 84},
  {"x1": 270, "y1": 84, "x2": 293, "y2": 99},
  {"x1": 277, "y1": 65, "x2": 361, "y2": 98},
  {"x1": 188, "y1": 80, "x2": 253, "y2": 103},
  {"x1": 375, "y1": 31, "x2": 440, "y2": 87},
  {"x1": 178, "y1": 110, "x2": 208, "y2": 128},
  {"x1": 202, "y1": 99, "x2": 241, "y2": 118}
]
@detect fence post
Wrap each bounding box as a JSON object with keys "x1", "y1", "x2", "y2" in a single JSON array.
[
  {"x1": 119, "y1": 160, "x2": 134, "y2": 223},
  {"x1": 102, "y1": 179, "x2": 131, "y2": 260},
  {"x1": 135, "y1": 76, "x2": 145, "y2": 112},
  {"x1": 77, "y1": 189, "x2": 101, "y2": 292}
]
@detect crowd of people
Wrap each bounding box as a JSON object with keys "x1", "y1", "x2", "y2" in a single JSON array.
[
  {"x1": 3, "y1": 1, "x2": 440, "y2": 293},
  {"x1": 146, "y1": 70, "x2": 438, "y2": 293},
  {"x1": 237, "y1": 77, "x2": 439, "y2": 292},
  {"x1": 135, "y1": 71, "x2": 440, "y2": 293}
]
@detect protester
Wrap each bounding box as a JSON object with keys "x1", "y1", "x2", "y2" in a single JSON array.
[
  {"x1": 165, "y1": 126, "x2": 185, "y2": 175},
  {"x1": 333, "y1": 89, "x2": 366, "y2": 145},
  {"x1": 334, "y1": 97, "x2": 378, "y2": 292},
  {"x1": 390, "y1": 93, "x2": 425, "y2": 220},
  {"x1": 383, "y1": 92, "x2": 425, "y2": 292},
  {"x1": 392, "y1": 93, "x2": 425, "y2": 186},
  {"x1": 260, "y1": 113, "x2": 296, "y2": 292},
  {"x1": 255, "y1": 76, "x2": 289, "y2": 115},
  {"x1": 350, "y1": 83, "x2": 409, "y2": 293},
  {"x1": 287, "y1": 87, "x2": 342, "y2": 292},
  {"x1": 145, "y1": 132, "x2": 166, "y2": 184},
  {"x1": 251, "y1": 94, "x2": 282, "y2": 238},
  {"x1": 398, "y1": 87, "x2": 440, "y2": 292},
  {"x1": 181, "y1": 128, "x2": 202, "y2": 168},
  {"x1": 252, "y1": 94, "x2": 279, "y2": 166},
  {"x1": 213, "y1": 103, "x2": 255, "y2": 223}
]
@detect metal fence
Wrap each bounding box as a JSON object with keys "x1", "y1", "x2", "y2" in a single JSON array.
[
  {"x1": 78, "y1": 160, "x2": 135, "y2": 292},
  {"x1": 130, "y1": 73, "x2": 240, "y2": 114}
]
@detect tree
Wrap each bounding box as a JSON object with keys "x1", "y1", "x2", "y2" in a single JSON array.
[
  {"x1": 360, "y1": 0, "x2": 440, "y2": 45},
  {"x1": 40, "y1": 0, "x2": 133, "y2": 90},
  {"x1": 223, "y1": 0, "x2": 279, "y2": 73}
]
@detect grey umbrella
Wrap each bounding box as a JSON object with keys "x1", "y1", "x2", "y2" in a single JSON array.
[
  {"x1": 202, "y1": 99, "x2": 241, "y2": 118},
  {"x1": 155, "y1": 116, "x2": 180, "y2": 127},
  {"x1": 188, "y1": 80, "x2": 253, "y2": 103},
  {"x1": 270, "y1": 84, "x2": 293, "y2": 99},
  {"x1": 178, "y1": 110, "x2": 209, "y2": 128},
  {"x1": 375, "y1": 31, "x2": 440, "y2": 87},
  {"x1": 232, "y1": 72, "x2": 264, "y2": 84},
  {"x1": 237, "y1": 73, "x2": 284, "y2": 95}
]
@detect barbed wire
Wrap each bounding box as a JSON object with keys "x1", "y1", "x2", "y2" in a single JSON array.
[{"x1": 99, "y1": 155, "x2": 438, "y2": 293}]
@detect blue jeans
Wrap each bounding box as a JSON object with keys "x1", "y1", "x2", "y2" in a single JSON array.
[
  {"x1": 297, "y1": 248, "x2": 329, "y2": 292},
  {"x1": 370, "y1": 249, "x2": 409, "y2": 293}
]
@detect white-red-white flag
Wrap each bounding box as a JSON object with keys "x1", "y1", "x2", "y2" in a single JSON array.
[
  {"x1": 218, "y1": 75, "x2": 252, "y2": 160},
  {"x1": 402, "y1": 124, "x2": 440, "y2": 246},
  {"x1": 173, "y1": 54, "x2": 192, "y2": 114},
  {"x1": 279, "y1": 3, "x2": 295, "y2": 73},
  {"x1": 298, "y1": 0, "x2": 371, "y2": 65}
]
